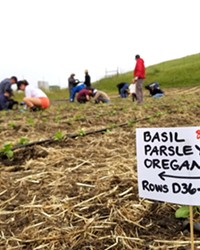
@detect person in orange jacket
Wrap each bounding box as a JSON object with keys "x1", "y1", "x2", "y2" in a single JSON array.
[{"x1": 133, "y1": 54, "x2": 145, "y2": 104}]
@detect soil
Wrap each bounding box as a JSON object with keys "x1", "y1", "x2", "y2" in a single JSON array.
[{"x1": 0, "y1": 87, "x2": 200, "y2": 249}]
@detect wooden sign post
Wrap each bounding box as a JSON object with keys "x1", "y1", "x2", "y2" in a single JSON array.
[
  {"x1": 190, "y1": 206, "x2": 194, "y2": 250},
  {"x1": 136, "y1": 126, "x2": 200, "y2": 249}
]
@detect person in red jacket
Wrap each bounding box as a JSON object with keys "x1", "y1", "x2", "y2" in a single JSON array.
[{"x1": 133, "y1": 54, "x2": 145, "y2": 104}]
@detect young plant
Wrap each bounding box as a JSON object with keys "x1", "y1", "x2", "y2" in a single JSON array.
[
  {"x1": 0, "y1": 143, "x2": 14, "y2": 159},
  {"x1": 54, "y1": 116, "x2": 61, "y2": 123},
  {"x1": 79, "y1": 128, "x2": 86, "y2": 136},
  {"x1": 18, "y1": 137, "x2": 29, "y2": 145},
  {"x1": 53, "y1": 131, "x2": 64, "y2": 140},
  {"x1": 175, "y1": 205, "x2": 200, "y2": 218},
  {"x1": 27, "y1": 118, "x2": 34, "y2": 126},
  {"x1": 8, "y1": 122, "x2": 16, "y2": 129}
]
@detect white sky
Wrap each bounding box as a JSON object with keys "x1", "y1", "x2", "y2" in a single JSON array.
[{"x1": 0, "y1": 0, "x2": 200, "y2": 88}]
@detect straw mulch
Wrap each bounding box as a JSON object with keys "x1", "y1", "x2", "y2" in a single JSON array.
[{"x1": 1, "y1": 87, "x2": 200, "y2": 250}]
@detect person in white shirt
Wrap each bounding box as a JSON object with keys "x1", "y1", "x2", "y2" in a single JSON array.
[
  {"x1": 17, "y1": 80, "x2": 50, "y2": 111},
  {"x1": 129, "y1": 79, "x2": 137, "y2": 102}
]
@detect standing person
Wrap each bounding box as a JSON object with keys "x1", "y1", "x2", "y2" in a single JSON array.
[
  {"x1": 133, "y1": 54, "x2": 145, "y2": 104},
  {"x1": 84, "y1": 70, "x2": 91, "y2": 88},
  {"x1": 68, "y1": 73, "x2": 77, "y2": 100},
  {"x1": 0, "y1": 76, "x2": 18, "y2": 96},
  {"x1": 17, "y1": 80, "x2": 50, "y2": 111}
]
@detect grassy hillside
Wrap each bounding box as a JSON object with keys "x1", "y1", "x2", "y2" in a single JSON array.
[{"x1": 94, "y1": 53, "x2": 200, "y2": 93}]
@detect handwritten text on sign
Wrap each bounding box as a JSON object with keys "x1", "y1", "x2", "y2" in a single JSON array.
[{"x1": 136, "y1": 127, "x2": 200, "y2": 206}]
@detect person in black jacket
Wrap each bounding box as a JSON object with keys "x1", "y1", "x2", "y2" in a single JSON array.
[
  {"x1": 0, "y1": 89, "x2": 18, "y2": 110},
  {"x1": 0, "y1": 76, "x2": 18, "y2": 110},
  {"x1": 145, "y1": 82, "x2": 164, "y2": 98},
  {"x1": 84, "y1": 70, "x2": 91, "y2": 88}
]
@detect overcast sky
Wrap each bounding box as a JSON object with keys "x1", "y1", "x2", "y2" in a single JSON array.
[{"x1": 0, "y1": 0, "x2": 199, "y2": 88}]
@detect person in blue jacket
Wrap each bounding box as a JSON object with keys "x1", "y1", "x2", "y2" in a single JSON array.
[
  {"x1": 117, "y1": 82, "x2": 129, "y2": 98},
  {"x1": 70, "y1": 82, "x2": 85, "y2": 102}
]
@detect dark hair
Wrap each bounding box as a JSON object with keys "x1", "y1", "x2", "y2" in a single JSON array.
[
  {"x1": 17, "y1": 80, "x2": 29, "y2": 90},
  {"x1": 135, "y1": 54, "x2": 140, "y2": 59},
  {"x1": 11, "y1": 76, "x2": 18, "y2": 83}
]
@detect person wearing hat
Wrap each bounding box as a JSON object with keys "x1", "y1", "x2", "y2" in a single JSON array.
[
  {"x1": 84, "y1": 70, "x2": 91, "y2": 88},
  {"x1": 17, "y1": 80, "x2": 50, "y2": 111}
]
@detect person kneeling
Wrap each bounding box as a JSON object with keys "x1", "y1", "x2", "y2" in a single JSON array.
[
  {"x1": 145, "y1": 82, "x2": 164, "y2": 98},
  {"x1": 17, "y1": 80, "x2": 50, "y2": 111},
  {"x1": 0, "y1": 90, "x2": 18, "y2": 111},
  {"x1": 77, "y1": 88, "x2": 93, "y2": 103},
  {"x1": 93, "y1": 89, "x2": 110, "y2": 104}
]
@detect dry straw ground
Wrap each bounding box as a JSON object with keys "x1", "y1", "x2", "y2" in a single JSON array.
[{"x1": 0, "y1": 87, "x2": 200, "y2": 250}]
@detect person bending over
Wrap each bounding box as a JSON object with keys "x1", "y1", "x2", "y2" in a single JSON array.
[
  {"x1": 17, "y1": 80, "x2": 50, "y2": 111},
  {"x1": 0, "y1": 89, "x2": 18, "y2": 110},
  {"x1": 116, "y1": 82, "x2": 129, "y2": 98},
  {"x1": 93, "y1": 89, "x2": 110, "y2": 104},
  {"x1": 77, "y1": 88, "x2": 93, "y2": 103}
]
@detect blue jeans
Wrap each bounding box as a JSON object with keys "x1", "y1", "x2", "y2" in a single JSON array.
[
  {"x1": 70, "y1": 83, "x2": 85, "y2": 102},
  {"x1": 120, "y1": 83, "x2": 129, "y2": 98},
  {"x1": 153, "y1": 93, "x2": 164, "y2": 98}
]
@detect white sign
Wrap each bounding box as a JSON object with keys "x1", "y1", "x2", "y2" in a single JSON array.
[{"x1": 136, "y1": 126, "x2": 200, "y2": 206}]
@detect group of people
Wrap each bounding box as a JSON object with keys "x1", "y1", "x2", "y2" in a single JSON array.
[
  {"x1": 0, "y1": 69, "x2": 110, "y2": 112},
  {"x1": 0, "y1": 54, "x2": 164, "y2": 112},
  {"x1": 68, "y1": 70, "x2": 91, "y2": 102},
  {"x1": 116, "y1": 55, "x2": 145, "y2": 103},
  {"x1": 68, "y1": 70, "x2": 110, "y2": 104},
  {"x1": 117, "y1": 54, "x2": 164, "y2": 102},
  {"x1": 0, "y1": 77, "x2": 50, "y2": 112}
]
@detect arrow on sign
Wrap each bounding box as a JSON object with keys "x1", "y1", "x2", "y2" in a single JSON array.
[{"x1": 159, "y1": 171, "x2": 200, "y2": 181}]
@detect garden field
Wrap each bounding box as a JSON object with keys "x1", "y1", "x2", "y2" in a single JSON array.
[{"x1": 0, "y1": 86, "x2": 200, "y2": 250}]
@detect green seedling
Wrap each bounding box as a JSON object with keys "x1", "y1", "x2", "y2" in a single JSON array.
[
  {"x1": 18, "y1": 137, "x2": 29, "y2": 145},
  {"x1": 175, "y1": 205, "x2": 200, "y2": 218},
  {"x1": 110, "y1": 110, "x2": 117, "y2": 116},
  {"x1": 8, "y1": 122, "x2": 16, "y2": 129},
  {"x1": 53, "y1": 131, "x2": 64, "y2": 140},
  {"x1": 42, "y1": 117, "x2": 48, "y2": 123},
  {"x1": 74, "y1": 114, "x2": 85, "y2": 121},
  {"x1": 27, "y1": 118, "x2": 34, "y2": 126},
  {"x1": 103, "y1": 129, "x2": 112, "y2": 134},
  {"x1": 128, "y1": 120, "x2": 135, "y2": 127},
  {"x1": 54, "y1": 116, "x2": 60, "y2": 123},
  {"x1": 0, "y1": 143, "x2": 14, "y2": 159},
  {"x1": 156, "y1": 111, "x2": 164, "y2": 117},
  {"x1": 79, "y1": 128, "x2": 86, "y2": 136}
]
